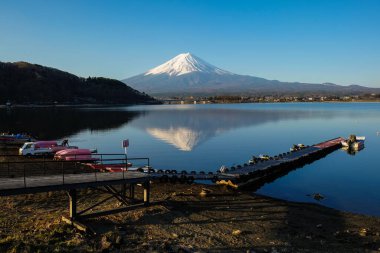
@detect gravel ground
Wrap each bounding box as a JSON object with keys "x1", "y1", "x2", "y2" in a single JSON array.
[{"x1": 1, "y1": 182, "x2": 380, "y2": 252}]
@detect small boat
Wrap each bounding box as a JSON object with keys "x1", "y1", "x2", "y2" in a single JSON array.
[
  {"x1": 248, "y1": 154, "x2": 270, "y2": 163},
  {"x1": 219, "y1": 165, "x2": 229, "y2": 173},
  {"x1": 248, "y1": 156, "x2": 258, "y2": 164},
  {"x1": 290, "y1": 144, "x2": 305, "y2": 152},
  {"x1": 342, "y1": 145, "x2": 364, "y2": 155},
  {"x1": 54, "y1": 149, "x2": 98, "y2": 162},
  {"x1": 258, "y1": 154, "x2": 270, "y2": 160},
  {"x1": 341, "y1": 135, "x2": 365, "y2": 150},
  {"x1": 0, "y1": 133, "x2": 36, "y2": 145}
]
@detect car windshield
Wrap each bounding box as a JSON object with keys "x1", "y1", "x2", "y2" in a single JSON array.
[{"x1": 22, "y1": 143, "x2": 32, "y2": 149}]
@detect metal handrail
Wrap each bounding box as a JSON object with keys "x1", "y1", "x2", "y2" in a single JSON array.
[
  {"x1": 0, "y1": 154, "x2": 151, "y2": 188},
  {"x1": 0, "y1": 157, "x2": 149, "y2": 164}
]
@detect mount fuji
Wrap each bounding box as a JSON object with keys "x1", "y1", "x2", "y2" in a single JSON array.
[{"x1": 123, "y1": 53, "x2": 378, "y2": 96}]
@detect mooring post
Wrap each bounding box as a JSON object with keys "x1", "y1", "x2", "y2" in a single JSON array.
[
  {"x1": 68, "y1": 189, "x2": 77, "y2": 220},
  {"x1": 129, "y1": 183, "x2": 135, "y2": 199},
  {"x1": 143, "y1": 180, "x2": 150, "y2": 206}
]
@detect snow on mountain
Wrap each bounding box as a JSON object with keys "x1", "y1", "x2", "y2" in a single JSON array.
[{"x1": 144, "y1": 52, "x2": 232, "y2": 76}]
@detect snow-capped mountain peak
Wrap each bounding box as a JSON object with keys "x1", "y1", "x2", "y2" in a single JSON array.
[
  {"x1": 123, "y1": 53, "x2": 376, "y2": 96},
  {"x1": 144, "y1": 52, "x2": 231, "y2": 76}
]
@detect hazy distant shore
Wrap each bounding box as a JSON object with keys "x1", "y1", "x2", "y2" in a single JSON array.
[{"x1": 2, "y1": 100, "x2": 380, "y2": 109}]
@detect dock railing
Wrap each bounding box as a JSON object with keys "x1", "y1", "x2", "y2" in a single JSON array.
[{"x1": 0, "y1": 154, "x2": 150, "y2": 188}]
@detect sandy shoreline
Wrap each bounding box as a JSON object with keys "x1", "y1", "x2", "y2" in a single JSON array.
[{"x1": 1, "y1": 182, "x2": 380, "y2": 252}]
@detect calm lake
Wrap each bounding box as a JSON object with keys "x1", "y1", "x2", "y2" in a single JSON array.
[{"x1": 1, "y1": 103, "x2": 380, "y2": 216}]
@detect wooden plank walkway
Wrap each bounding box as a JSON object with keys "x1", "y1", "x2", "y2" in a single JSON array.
[{"x1": 0, "y1": 171, "x2": 149, "y2": 196}]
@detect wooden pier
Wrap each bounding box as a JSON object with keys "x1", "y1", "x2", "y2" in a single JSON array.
[
  {"x1": 0, "y1": 170, "x2": 152, "y2": 224},
  {"x1": 0, "y1": 137, "x2": 345, "y2": 223}
]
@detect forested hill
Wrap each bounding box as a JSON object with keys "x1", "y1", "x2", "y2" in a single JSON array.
[{"x1": 0, "y1": 61, "x2": 158, "y2": 105}]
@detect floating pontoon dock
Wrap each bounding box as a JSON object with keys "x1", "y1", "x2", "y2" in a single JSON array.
[{"x1": 216, "y1": 137, "x2": 344, "y2": 189}]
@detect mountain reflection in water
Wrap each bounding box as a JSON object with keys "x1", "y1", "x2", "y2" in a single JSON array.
[{"x1": 129, "y1": 107, "x2": 358, "y2": 151}]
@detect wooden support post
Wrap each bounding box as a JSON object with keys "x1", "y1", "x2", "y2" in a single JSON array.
[
  {"x1": 129, "y1": 183, "x2": 135, "y2": 199},
  {"x1": 68, "y1": 189, "x2": 77, "y2": 220},
  {"x1": 143, "y1": 180, "x2": 150, "y2": 206},
  {"x1": 121, "y1": 184, "x2": 127, "y2": 199}
]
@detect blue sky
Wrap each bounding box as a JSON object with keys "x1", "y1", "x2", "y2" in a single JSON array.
[{"x1": 1, "y1": 0, "x2": 379, "y2": 86}]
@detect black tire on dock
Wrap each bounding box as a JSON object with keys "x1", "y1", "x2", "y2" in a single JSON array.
[
  {"x1": 157, "y1": 169, "x2": 163, "y2": 174},
  {"x1": 239, "y1": 175, "x2": 248, "y2": 182},
  {"x1": 170, "y1": 175, "x2": 178, "y2": 184},
  {"x1": 208, "y1": 172, "x2": 213, "y2": 175},
  {"x1": 190, "y1": 171, "x2": 196, "y2": 175},
  {"x1": 160, "y1": 175, "x2": 169, "y2": 183},
  {"x1": 171, "y1": 170, "x2": 177, "y2": 174},
  {"x1": 181, "y1": 170, "x2": 187, "y2": 175},
  {"x1": 165, "y1": 170, "x2": 171, "y2": 174},
  {"x1": 187, "y1": 176, "x2": 195, "y2": 184},
  {"x1": 179, "y1": 175, "x2": 187, "y2": 183},
  {"x1": 199, "y1": 171, "x2": 205, "y2": 175},
  {"x1": 137, "y1": 168, "x2": 144, "y2": 173}
]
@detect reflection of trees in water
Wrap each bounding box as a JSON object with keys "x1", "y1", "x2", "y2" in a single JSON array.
[{"x1": 0, "y1": 108, "x2": 140, "y2": 139}]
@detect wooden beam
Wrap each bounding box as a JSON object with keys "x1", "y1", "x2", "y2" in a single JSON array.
[
  {"x1": 77, "y1": 194, "x2": 115, "y2": 216},
  {"x1": 79, "y1": 203, "x2": 146, "y2": 219},
  {"x1": 68, "y1": 189, "x2": 77, "y2": 220},
  {"x1": 143, "y1": 180, "x2": 150, "y2": 205},
  {"x1": 62, "y1": 216, "x2": 89, "y2": 233},
  {"x1": 121, "y1": 184, "x2": 127, "y2": 199},
  {"x1": 129, "y1": 183, "x2": 135, "y2": 199}
]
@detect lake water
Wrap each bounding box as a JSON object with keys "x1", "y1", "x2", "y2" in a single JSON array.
[{"x1": 1, "y1": 103, "x2": 380, "y2": 216}]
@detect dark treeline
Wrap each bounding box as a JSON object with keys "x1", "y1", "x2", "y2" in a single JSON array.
[{"x1": 0, "y1": 61, "x2": 158, "y2": 105}]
